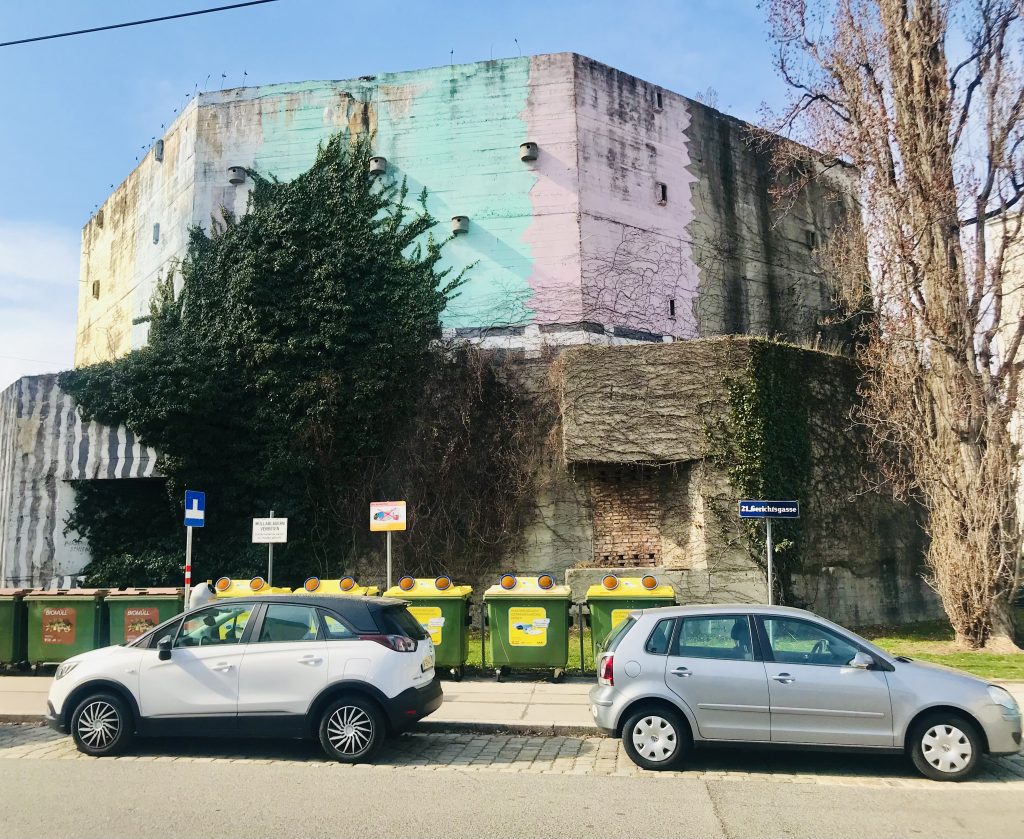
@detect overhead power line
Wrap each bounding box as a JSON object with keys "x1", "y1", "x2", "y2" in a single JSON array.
[{"x1": 0, "y1": 0, "x2": 281, "y2": 48}]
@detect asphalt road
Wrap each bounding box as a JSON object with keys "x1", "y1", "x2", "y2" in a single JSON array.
[{"x1": 2, "y1": 744, "x2": 1023, "y2": 839}]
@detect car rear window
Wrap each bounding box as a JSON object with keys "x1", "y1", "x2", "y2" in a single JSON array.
[
  {"x1": 602, "y1": 616, "x2": 636, "y2": 653},
  {"x1": 376, "y1": 606, "x2": 428, "y2": 640}
]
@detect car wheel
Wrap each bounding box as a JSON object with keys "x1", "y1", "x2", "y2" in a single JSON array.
[
  {"x1": 621, "y1": 706, "x2": 688, "y2": 771},
  {"x1": 70, "y1": 692, "x2": 134, "y2": 757},
  {"x1": 909, "y1": 713, "x2": 983, "y2": 781},
  {"x1": 318, "y1": 696, "x2": 384, "y2": 763}
]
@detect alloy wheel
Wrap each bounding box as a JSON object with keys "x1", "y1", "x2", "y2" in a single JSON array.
[
  {"x1": 326, "y1": 705, "x2": 374, "y2": 757},
  {"x1": 921, "y1": 724, "x2": 973, "y2": 774},
  {"x1": 631, "y1": 714, "x2": 678, "y2": 763},
  {"x1": 76, "y1": 700, "x2": 121, "y2": 750}
]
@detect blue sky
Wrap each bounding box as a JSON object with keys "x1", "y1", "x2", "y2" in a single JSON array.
[{"x1": 0, "y1": 0, "x2": 783, "y2": 388}]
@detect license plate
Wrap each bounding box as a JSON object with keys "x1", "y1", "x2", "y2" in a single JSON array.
[{"x1": 421, "y1": 655, "x2": 434, "y2": 672}]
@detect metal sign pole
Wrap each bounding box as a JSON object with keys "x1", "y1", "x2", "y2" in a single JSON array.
[
  {"x1": 268, "y1": 509, "x2": 274, "y2": 586},
  {"x1": 386, "y1": 531, "x2": 392, "y2": 591},
  {"x1": 184, "y1": 525, "x2": 193, "y2": 611},
  {"x1": 766, "y1": 517, "x2": 774, "y2": 606}
]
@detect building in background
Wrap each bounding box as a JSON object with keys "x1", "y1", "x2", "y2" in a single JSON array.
[
  {"x1": 75, "y1": 52, "x2": 851, "y2": 366},
  {"x1": 2, "y1": 54, "x2": 906, "y2": 621}
]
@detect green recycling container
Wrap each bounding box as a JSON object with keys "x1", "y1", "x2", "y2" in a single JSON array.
[
  {"x1": 25, "y1": 589, "x2": 109, "y2": 665},
  {"x1": 587, "y1": 574, "x2": 676, "y2": 660},
  {"x1": 484, "y1": 574, "x2": 571, "y2": 681},
  {"x1": 0, "y1": 589, "x2": 30, "y2": 666},
  {"x1": 106, "y1": 588, "x2": 184, "y2": 645},
  {"x1": 384, "y1": 576, "x2": 472, "y2": 680}
]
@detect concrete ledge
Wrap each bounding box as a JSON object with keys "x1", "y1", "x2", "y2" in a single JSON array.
[
  {"x1": 415, "y1": 720, "x2": 605, "y2": 738},
  {"x1": 0, "y1": 714, "x2": 44, "y2": 725}
]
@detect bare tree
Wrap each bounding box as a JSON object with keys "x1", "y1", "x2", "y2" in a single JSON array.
[{"x1": 762, "y1": 0, "x2": 1024, "y2": 648}]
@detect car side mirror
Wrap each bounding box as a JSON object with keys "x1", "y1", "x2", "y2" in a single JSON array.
[
  {"x1": 157, "y1": 636, "x2": 173, "y2": 661},
  {"x1": 850, "y1": 651, "x2": 873, "y2": 669}
]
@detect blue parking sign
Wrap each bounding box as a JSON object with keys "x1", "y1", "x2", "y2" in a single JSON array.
[{"x1": 184, "y1": 490, "x2": 206, "y2": 527}]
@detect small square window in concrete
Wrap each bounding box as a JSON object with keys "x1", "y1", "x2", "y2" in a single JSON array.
[
  {"x1": 656, "y1": 182, "x2": 668, "y2": 205},
  {"x1": 805, "y1": 229, "x2": 819, "y2": 249},
  {"x1": 654, "y1": 90, "x2": 664, "y2": 111},
  {"x1": 91, "y1": 281, "x2": 100, "y2": 300}
]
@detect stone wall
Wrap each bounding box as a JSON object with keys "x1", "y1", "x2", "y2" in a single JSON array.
[{"x1": 556, "y1": 338, "x2": 941, "y2": 627}]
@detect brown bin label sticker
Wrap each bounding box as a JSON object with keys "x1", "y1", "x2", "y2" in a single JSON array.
[
  {"x1": 124, "y1": 607, "x2": 160, "y2": 642},
  {"x1": 42, "y1": 607, "x2": 76, "y2": 645}
]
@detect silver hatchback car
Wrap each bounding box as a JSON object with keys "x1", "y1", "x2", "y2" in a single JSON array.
[{"x1": 589, "y1": 604, "x2": 1021, "y2": 781}]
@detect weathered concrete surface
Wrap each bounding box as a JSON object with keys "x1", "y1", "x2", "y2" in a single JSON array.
[
  {"x1": 75, "y1": 53, "x2": 850, "y2": 364},
  {"x1": 556, "y1": 338, "x2": 940, "y2": 625}
]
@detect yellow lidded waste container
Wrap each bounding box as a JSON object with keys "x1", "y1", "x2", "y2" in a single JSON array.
[
  {"x1": 586, "y1": 574, "x2": 676, "y2": 659},
  {"x1": 293, "y1": 576, "x2": 379, "y2": 597},
  {"x1": 484, "y1": 574, "x2": 572, "y2": 682},
  {"x1": 383, "y1": 576, "x2": 472, "y2": 680}
]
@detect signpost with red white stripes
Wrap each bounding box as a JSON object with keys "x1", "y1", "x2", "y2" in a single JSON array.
[{"x1": 183, "y1": 490, "x2": 206, "y2": 610}]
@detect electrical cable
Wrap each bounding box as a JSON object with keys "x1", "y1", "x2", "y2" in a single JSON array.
[{"x1": 0, "y1": 0, "x2": 281, "y2": 48}]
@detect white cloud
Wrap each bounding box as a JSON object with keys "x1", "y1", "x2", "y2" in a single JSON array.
[{"x1": 0, "y1": 219, "x2": 79, "y2": 391}]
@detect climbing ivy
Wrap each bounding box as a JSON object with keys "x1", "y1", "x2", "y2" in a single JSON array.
[
  {"x1": 707, "y1": 339, "x2": 814, "y2": 602},
  {"x1": 60, "y1": 135, "x2": 465, "y2": 586}
]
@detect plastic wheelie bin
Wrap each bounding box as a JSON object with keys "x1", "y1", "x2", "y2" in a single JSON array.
[
  {"x1": 484, "y1": 573, "x2": 571, "y2": 682},
  {"x1": 384, "y1": 576, "x2": 472, "y2": 680},
  {"x1": 294, "y1": 576, "x2": 380, "y2": 597},
  {"x1": 587, "y1": 574, "x2": 676, "y2": 659},
  {"x1": 25, "y1": 589, "x2": 109, "y2": 666},
  {"x1": 0, "y1": 589, "x2": 30, "y2": 667},
  {"x1": 106, "y1": 588, "x2": 184, "y2": 644}
]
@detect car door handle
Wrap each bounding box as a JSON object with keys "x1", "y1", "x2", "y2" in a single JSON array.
[
  {"x1": 298, "y1": 655, "x2": 323, "y2": 665},
  {"x1": 212, "y1": 662, "x2": 233, "y2": 673},
  {"x1": 671, "y1": 666, "x2": 692, "y2": 677},
  {"x1": 772, "y1": 673, "x2": 795, "y2": 684}
]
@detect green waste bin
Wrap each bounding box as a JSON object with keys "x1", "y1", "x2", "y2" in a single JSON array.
[
  {"x1": 26, "y1": 589, "x2": 109, "y2": 666},
  {"x1": 484, "y1": 574, "x2": 571, "y2": 682},
  {"x1": 0, "y1": 589, "x2": 30, "y2": 667},
  {"x1": 384, "y1": 576, "x2": 472, "y2": 680},
  {"x1": 106, "y1": 588, "x2": 184, "y2": 645},
  {"x1": 587, "y1": 574, "x2": 676, "y2": 660}
]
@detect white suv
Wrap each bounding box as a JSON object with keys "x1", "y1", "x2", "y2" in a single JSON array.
[{"x1": 46, "y1": 594, "x2": 442, "y2": 762}]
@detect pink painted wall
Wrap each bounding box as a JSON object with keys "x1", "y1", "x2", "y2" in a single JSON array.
[{"x1": 574, "y1": 55, "x2": 699, "y2": 338}]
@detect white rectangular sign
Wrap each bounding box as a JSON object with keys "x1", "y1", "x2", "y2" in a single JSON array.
[
  {"x1": 252, "y1": 517, "x2": 288, "y2": 543},
  {"x1": 370, "y1": 500, "x2": 407, "y2": 532}
]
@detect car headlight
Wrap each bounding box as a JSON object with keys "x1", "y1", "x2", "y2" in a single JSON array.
[
  {"x1": 54, "y1": 661, "x2": 79, "y2": 681},
  {"x1": 988, "y1": 685, "x2": 1019, "y2": 713}
]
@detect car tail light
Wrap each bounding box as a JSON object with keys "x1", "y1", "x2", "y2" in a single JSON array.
[
  {"x1": 361, "y1": 633, "x2": 418, "y2": 652},
  {"x1": 599, "y1": 654, "x2": 614, "y2": 686}
]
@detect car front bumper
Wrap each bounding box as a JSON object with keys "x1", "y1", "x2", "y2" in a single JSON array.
[
  {"x1": 978, "y1": 704, "x2": 1022, "y2": 755},
  {"x1": 386, "y1": 678, "x2": 443, "y2": 732},
  {"x1": 45, "y1": 701, "x2": 66, "y2": 734}
]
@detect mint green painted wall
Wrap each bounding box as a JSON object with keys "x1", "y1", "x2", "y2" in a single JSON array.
[{"x1": 247, "y1": 59, "x2": 538, "y2": 329}]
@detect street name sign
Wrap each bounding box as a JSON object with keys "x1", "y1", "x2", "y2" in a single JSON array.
[
  {"x1": 252, "y1": 518, "x2": 288, "y2": 544},
  {"x1": 738, "y1": 500, "x2": 800, "y2": 519}
]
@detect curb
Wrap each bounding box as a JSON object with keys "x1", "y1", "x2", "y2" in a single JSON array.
[
  {"x1": 0, "y1": 714, "x2": 44, "y2": 725},
  {"x1": 0, "y1": 714, "x2": 604, "y2": 738},
  {"x1": 417, "y1": 720, "x2": 604, "y2": 738}
]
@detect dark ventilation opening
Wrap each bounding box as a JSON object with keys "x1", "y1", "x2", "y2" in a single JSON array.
[
  {"x1": 656, "y1": 182, "x2": 668, "y2": 205},
  {"x1": 655, "y1": 90, "x2": 663, "y2": 110},
  {"x1": 669, "y1": 298, "x2": 676, "y2": 318},
  {"x1": 91, "y1": 280, "x2": 100, "y2": 300}
]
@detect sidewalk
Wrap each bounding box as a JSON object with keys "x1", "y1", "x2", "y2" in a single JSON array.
[
  {"x1": 0, "y1": 674, "x2": 598, "y2": 733},
  {"x1": 3, "y1": 675, "x2": 1021, "y2": 735}
]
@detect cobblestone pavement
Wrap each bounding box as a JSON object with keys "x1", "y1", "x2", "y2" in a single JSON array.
[{"x1": 2, "y1": 723, "x2": 1023, "y2": 789}]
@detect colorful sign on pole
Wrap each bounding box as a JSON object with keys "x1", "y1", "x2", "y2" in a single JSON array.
[{"x1": 370, "y1": 501, "x2": 407, "y2": 531}]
